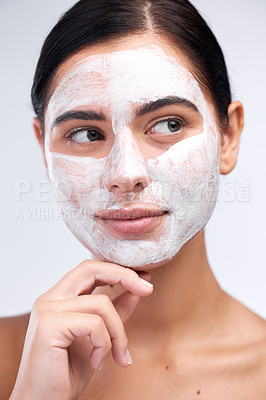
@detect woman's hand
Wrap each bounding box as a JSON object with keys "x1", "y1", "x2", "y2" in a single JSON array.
[{"x1": 9, "y1": 260, "x2": 153, "y2": 400}]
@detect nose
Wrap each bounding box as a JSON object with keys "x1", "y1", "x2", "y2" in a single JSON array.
[{"x1": 103, "y1": 132, "x2": 150, "y2": 194}]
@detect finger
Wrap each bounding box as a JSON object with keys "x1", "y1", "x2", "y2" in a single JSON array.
[
  {"x1": 112, "y1": 291, "x2": 141, "y2": 323},
  {"x1": 34, "y1": 294, "x2": 130, "y2": 366},
  {"x1": 136, "y1": 270, "x2": 151, "y2": 282},
  {"x1": 82, "y1": 270, "x2": 151, "y2": 295},
  {"x1": 36, "y1": 312, "x2": 112, "y2": 369},
  {"x1": 42, "y1": 260, "x2": 153, "y2": 300},
  {"x1": 84, "y1": 271, "x2": 152, "y2": 293}
]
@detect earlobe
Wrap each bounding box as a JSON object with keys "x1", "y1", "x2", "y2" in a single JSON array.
[
  {"x1": 33, "y1": 117, "x2": 48, "y2": 170},
  {"x1": 220, "y1": 100, "x2": 244, "y2": 175}
]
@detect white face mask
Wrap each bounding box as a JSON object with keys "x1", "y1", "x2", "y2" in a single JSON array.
[{"x1": 45, "y1": 45, "x2": 220, "y2": 269}]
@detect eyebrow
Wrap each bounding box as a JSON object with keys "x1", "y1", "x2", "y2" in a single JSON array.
[
  {"x1": 136, "y1": 96, "x2": 199, "y2": 117},
  {"x1": 51, "y1": 96, "x2": 200, "y2": 128},
  {"x1": 51, "y1": 110, "x2": 106, "y2": 128}
]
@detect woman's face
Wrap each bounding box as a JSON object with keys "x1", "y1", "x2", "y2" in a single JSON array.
[{"x1": 43, "y1": 34, "x2": 221, "y2": 269}]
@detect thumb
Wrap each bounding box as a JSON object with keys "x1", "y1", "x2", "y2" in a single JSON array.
[{"x1": 112, "y1": 291, "x2": 141, "y2": 322}]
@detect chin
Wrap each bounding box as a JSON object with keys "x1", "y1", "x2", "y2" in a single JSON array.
[
  {"x1": 71, "y1": 223, "x2": 204, "y2": 270},
  {"x1": 88, "y1": 246, "x2": 171, "y2": 270},
  {"x1": 123, "y1": 258, "x2": 173, "y2": 271}
]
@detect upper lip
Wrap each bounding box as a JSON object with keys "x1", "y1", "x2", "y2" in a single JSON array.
[{"x1": 95, "y1": 205, "x2": 166, "y2": 220}]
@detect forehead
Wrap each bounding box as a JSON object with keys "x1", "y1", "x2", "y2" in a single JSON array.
[
  {"x1": 46, "y1": 43, "x2": 205, "y2": 128},
  {"x1": 50, "y1": 34, "x2": 195, "y2": 90}
]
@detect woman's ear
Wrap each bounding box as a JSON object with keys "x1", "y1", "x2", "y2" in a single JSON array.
[
  {"x1": 220, "y1": 100, "x2": 244, "y2": 175},
  {"x1": 33, "y1": 117, "x2": 48, "y2": 170}
]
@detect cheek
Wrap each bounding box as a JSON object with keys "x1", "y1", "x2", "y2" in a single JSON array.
[
  {"x1": 146, "y1": 128, "x2": 220, "y2": 204},
  {"x1": 46, "y1": 124, "x2": 220, "y2": 212},
  {"x1": 47, "y1": 154, "x2": 106, "y2": 207}
]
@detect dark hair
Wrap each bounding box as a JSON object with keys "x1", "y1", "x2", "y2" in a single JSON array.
[{"x1": 31, "y1": 0, "x2": 231, "y2": 134}]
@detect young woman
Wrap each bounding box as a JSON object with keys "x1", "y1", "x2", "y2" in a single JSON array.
[{"x1": 1, "y1": 0, "x2": 265, "y2": 399}]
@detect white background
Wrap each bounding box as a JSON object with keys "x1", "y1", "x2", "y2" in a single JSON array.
[{"x1": 0, "y1": 0, "x2": 265, "y2": 318}]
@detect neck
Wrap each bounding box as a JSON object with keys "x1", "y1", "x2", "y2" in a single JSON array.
[
  {"x1": 96, "y1": 230, "x2": 226, "y2": 350},
  {"x1": 125, "y1": 231, "x2": 225, "y2": 348}
]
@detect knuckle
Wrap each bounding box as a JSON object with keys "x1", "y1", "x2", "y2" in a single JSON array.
[
  {"x1": 112, "y1": 331, "x2": 128, "y2": 353},
  {"x1": 35, "y1": 311, "x2": 55, "y2": 332},
  {"x1": 91, "y1": 314, "x2": 104, "y2": 329},
  {"x1": 79, "y1": 259, "x2": 93, "y2": 269},
  {"x1": 98, "y1": 294, "x2": 112, "y2": 309},
  {"x1": 32, "y1": 295, "x2": 43, "y2": 308},
  {"x1": 120, "y1": 332, "x2": 128, "y2": 349},
  {"x1": 32, "y1": 299, "x2": 46, "y2": 317},
  {"x1": 106, "y1": 337, "x2": 112, "y2": 351},
  {"x1": 78, "y1": 259, "x2": 98, "y2": 277},
  {"x1": 125, "y1": 267, "x2": 139, "y2": 280},
  {"x1": 73, "y1": 259, "x2": 94, "y2": 275}
]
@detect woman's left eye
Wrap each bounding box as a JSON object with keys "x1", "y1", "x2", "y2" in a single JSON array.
[
  {"x1": 148, "y1": 118, "x2": 183, "y2": 135},
  {"x1": 67, "y1": 128, "x2": 104, "y2": 143}
]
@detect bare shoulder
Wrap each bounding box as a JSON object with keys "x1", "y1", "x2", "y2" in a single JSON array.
[
  {"x1": 0, "y1": 313, "x2": 30, "y2": 399},
  {"x1": 221, "y1": 294, "x2": 266, "y2": 394},
  {"x1": 235, "y1": 311, "x2": 266, "y2": 396},
  {"x1": 228, "y1": 294, "x2": 266, "y2": 341}
]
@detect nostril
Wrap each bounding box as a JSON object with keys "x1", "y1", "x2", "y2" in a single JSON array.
[
  {"x1": 104, "y1": 159, "x2": 150, "y2": 193},
  {"x1": 109, "y1": 179, "x2": 146, "y2": 194}
]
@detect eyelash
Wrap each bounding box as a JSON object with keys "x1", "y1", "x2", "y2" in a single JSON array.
[
  {"x1": 65, "y1": 127, "x2": 105, "y2": 141},
  {"x1": 65, "y1": 116, "x2": 188, "y2": 142},
  {"x1": 146, "y1": 116, "x2": 188, "y2": 135}
]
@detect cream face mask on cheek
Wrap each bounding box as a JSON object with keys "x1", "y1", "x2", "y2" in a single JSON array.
[{"x1": 45, "y1": 45, "x2": 221, "y2": 268}]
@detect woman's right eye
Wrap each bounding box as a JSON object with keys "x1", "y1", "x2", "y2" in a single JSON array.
[{"x1": 67, "y1": 128, "x2": 104, "y2": 143}]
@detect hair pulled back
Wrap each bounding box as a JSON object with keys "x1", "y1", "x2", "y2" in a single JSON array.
[{"x1": 31, "y1": 0, "x2": 231, "y2": 131}]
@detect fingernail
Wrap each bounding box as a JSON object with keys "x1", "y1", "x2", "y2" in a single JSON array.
[
  {"x1": 139, "y1": 278, "x2": 153, "y2": 288},
  {"x1": 126, "y1": 348, "x2": 133, "y2": 365},
  {"x1": 98, "y1": 360, "x2": 104, "y2": 370}
]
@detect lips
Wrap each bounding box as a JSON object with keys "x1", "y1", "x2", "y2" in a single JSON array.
[
  {"x1": 95, "y1": 206, "x2": 165, "y2": 220},
  {"x1": 94, "y1": 205, "x2": 167, "y2": 235}
]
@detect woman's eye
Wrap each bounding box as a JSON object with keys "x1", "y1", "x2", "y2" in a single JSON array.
[
  {"x1": 68, "y1": 128, "x2": 103, "y2": 143},
  {"x1": 149, "y1": 118, "x2": 183, "y2": 135}
]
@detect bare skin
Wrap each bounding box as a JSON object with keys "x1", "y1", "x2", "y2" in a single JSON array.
[
  {"x1": 1, "y1": 35, "x2": 265, "y2": 399},
  {"x1": 1, "y1": 232, "x2": 265, "y2": 399}
]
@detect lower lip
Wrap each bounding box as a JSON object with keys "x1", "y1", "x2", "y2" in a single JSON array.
[{"x1": 98, "y1": 215, "x2": 165, "y2": 235}]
